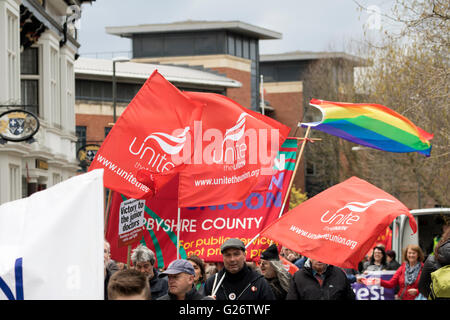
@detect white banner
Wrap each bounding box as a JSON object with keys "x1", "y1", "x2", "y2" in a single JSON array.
[
  {"x1": 0, "y1": 169, "x2": 104, "y2": 300},
  {"x1": 118, "y1": 198, "x2": 145, "y2": 235}
]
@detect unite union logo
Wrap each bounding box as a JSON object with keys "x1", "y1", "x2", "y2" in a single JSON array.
[
  {"x1": 212, "y1": 112, "x2": 254, "y2": 165},
  {"x1": 129, "y1": 126, "x2": 190, "y2": 173},
  {"x1": 321, "y1": 199, "x2": 394, "y2": 231}
]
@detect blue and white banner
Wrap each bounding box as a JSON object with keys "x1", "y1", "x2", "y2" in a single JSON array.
[{"x1": 0, "y1": 169, "x2": 104, "y2": 300}]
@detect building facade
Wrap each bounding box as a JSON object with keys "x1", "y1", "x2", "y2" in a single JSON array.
[
  {"x1": 0, "y1": 0, "x2": 92, "y2": 204},
  {"x1": 105, "y1": 20, "x2": 281, "y2": 112},
  {"x1": 103, "y1": 20, "x2": 312, "y2": 193},
  {"x1": 74, "y1": 57, "x2": 241, "y2": 170}
]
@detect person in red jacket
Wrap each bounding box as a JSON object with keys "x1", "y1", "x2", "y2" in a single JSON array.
[{"x1": 376, "y1": 244, "x2": 424, "y2": 300}]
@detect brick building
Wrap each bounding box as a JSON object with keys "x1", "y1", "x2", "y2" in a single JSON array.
[
  {"x1": 105, "y1": 20, "x2": 282, "y2": 112},
  {"x1": 74, "y1": 57, "x2": 241, "y2": 170},
  {"x1": 79, "y1": 21, "x2": 363, "y2": 196}
]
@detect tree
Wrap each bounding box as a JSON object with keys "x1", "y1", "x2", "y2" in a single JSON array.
[
  {"x1": 302, "y1": 55, "x2": 364, "y2": 197},
  {"x1": 289, "y1": 185, "x2": 308, "y2": 210},
  {"x1": 304, "y1": 0, "x2": 449, "y2": 207},
  {"x1": 355, "y1": 0, "x2": 449, "y2": 207}
]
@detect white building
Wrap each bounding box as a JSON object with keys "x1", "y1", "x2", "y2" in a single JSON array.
[{"x1": 0, "y1": 0, "x2": 93, "y2": 204}]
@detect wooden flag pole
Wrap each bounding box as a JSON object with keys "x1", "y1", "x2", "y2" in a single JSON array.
[
  {"x1": 126, "y1": 244, "x2": 132, "y2": 269},
  {"x1": 278, "y1": 125, "x2": 311, "y2": 218},
  {"x1": 104, "y1": 188, "x2": 113, "y2": 237},
  {"x1": 249, "y1": 126, "x2": 315, "y2": 248},
  {"x1": 177, "y1": 207, "x2": 181, "y2": 259},
  {"x1": 212, "y1": 128, "x2": 317, "y2": 297}
]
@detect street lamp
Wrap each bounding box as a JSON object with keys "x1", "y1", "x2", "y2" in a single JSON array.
[{"x1": 112, "y1": 57, "x2": 130, "y2": 123}]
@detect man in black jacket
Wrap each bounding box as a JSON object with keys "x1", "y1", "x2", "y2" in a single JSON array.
[
  {"x1": 286, "y1": 258, "x2": 355, "y2": 300},
  {"x1": 204, "y1": 238, "x2": 275, "y2": 300},
  {"x1": 131, "y1": 244, "x2": 168, "y2": 299}
]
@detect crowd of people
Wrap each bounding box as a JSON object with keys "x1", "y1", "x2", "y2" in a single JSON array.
[{"x1": 103, "y1": 222, "x2": 450, "y2": 300}]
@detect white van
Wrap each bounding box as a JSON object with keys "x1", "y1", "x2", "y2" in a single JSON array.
[{"x1": 392, "y1": 208, "x2": 450, "y2": 259}]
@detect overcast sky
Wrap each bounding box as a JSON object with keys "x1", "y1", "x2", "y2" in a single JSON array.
[{"x1": 77, "y1": 0, "x2": 394, "y2": 57}]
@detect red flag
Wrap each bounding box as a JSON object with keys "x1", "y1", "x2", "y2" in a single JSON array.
[
  {"x1": 89, "y1": 70, "x2": 202, "y2": 199},
  {"x1": 177, "y1": 92, "x2": 290, "y2": 207},
  {"x1": 260, "y1": 176, "x2": 417, "y2": 269},
  {"x1": 107, "y1": 139, "x2": 297, "y2": 267}
]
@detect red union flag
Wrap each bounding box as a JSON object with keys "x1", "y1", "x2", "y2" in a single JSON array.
[
  {"x1": 260, "y1": 176, "x2": 417, "y2": 269},
  {"x1": 89, "y1": 70, "x2": 202, "y2": 199},
  {"x1": 178, "y1": 92, "x2": 290, "y2": 207}
]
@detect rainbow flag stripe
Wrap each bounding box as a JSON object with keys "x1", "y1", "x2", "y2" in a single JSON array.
[{"x1": 301, "y1": 99, "x2": 433, "y2": 156}]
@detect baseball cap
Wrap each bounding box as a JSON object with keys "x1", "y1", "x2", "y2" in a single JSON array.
[
  {"x1": 159, "y1": 259, "x2": 195, "y2": 277},
  {"x1": 220, "y1": 238, "x2": 246, "y2": 253}
]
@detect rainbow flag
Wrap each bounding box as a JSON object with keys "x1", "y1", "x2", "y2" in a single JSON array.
[{"x1": 301, "y1": 99, "x2": 433, "y2": 156}]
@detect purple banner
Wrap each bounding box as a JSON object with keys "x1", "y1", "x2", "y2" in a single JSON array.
[{"x1": 352, "y1": 271, "x2": 396, "y2": 300}]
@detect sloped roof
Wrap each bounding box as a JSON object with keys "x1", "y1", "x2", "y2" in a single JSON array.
[
  {"x1": 260, "y1": 51, "x2": 366, "y2": 66},
  {"x1": 75, "y1": 57, "x2": 241, "y2": 88}
]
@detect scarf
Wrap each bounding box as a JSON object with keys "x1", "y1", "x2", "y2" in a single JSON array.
[{"x1": 404, "y1": 262, "x2": 421, "y2": 286}]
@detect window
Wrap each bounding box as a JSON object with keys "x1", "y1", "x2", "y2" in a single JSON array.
[
  {"x1": 75, "y1": 79, "x2": 141, "y2": 103},
  {"x1": 76, "y1": 126, "x2": 86, "y2": 152},
  {"x1": 66, "y1": 60, "x2": 75, "y2": 129},
  {"x1": 22, "y1": 176, "x2": 28, "y2": 198},
  {"x1": 21, "y1": 47, "x2": 38, "y2": 75},
  {"x1": 165, "y1": 36, "x2": 194, "y2": 56},
  {"x1": 7, "y1": 10, "x2": 19, "y2": 101},
  {"x1": 306, "y1": 162, "x2": 317, "y2": 176},
  {"x1": 242, "y1": 38, "x2": 249, "y2": 59},
  {"x1": 104, "y1": 127, "x2": 111, "y2": 138},
  {"x1": 227, "y1": 34, "x2": 235, "y2": 55},
  {"x1": 195, "y1": 35, "x2": 217, "y2": 54},
  {"x1": 235, "y1": 36, "x2": 242, "y2": 57},
  {"x1": 249, "y1": 39, "x2": 257, "y2": 60},
  {"x1": 21, "y1": 47, "x2": 40, "y2": 116},
  {"x1": 52, "y1": 173, "x2": 61, "y2": 186},
  {"x1": 9, "y1": 164, "x2": 20, "y2": 201},
  {"x1": 50, "y1": 47, "x2": 60, "y2": 125},
  {"x1": 117, "y1": 83, "x2": 139, "y2": 102}
]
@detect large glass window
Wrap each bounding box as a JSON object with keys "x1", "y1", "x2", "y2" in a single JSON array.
[
  {"x1": 227, "y1": 34, "x2": 235, "y2": 55},
  {"x1": 7, "y1": 11, "x2": 19, "y2": 101},
  {"x1": 76, "y1": 126, "x2": 86, "y2": 152},
  {"x1": 20, "y1": 47, "x2": 39, "y2": 74},
  {"x1": 195, "y1": 35, "x2": 217, "y2": 54},
  {"x1": 235, "y1": 36, "x2": 242, "y2": 57},
  {"x1": 104, "y1": 127, "x2": 111, "y2": 138},
  {"x1": 20, "y1": 47, "x2": 40, "y2": 115},
  {"x1": 50, "y1": 47, "x2": 60, "y2": 126},
  {"x1": 250, "y1": 39, "x2": 257, "y2": 60},
  {"x1": 165, "y1": 36, "x2": 194, "y2": 56},
  {"x1": 9, "y1": 165, "x2": 20, "y2": 201},
  {"x1": 75, "y1": 80, "x2": 141, "y2": 102},
  {"x1": 243, "y1": 38, "x2": 249, "y2": 59}
]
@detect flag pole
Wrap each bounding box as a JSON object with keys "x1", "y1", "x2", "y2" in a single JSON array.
[
  {"x1": 260, "y1": 75, "x2": 265, "y2": 116},
  {"x1": 245, "y1": 125, "x2": 313, "y2": 249},
  {"x1": 277, "y1": 125, "x2": 311, "y2": 218},
  {"x1": 104, "y1": 188, "x2": 113, "y2": 237},
  {"x1": 177, "y1": 207, "x2": 181, "y2": 259},
  {"x1": 126, "y1": 244, "x2": 132, "y2": 269}
]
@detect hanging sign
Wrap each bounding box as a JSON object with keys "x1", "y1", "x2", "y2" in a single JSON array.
[{"x1": 0, "y1": 110, "x2": 40, "y2": 142}]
